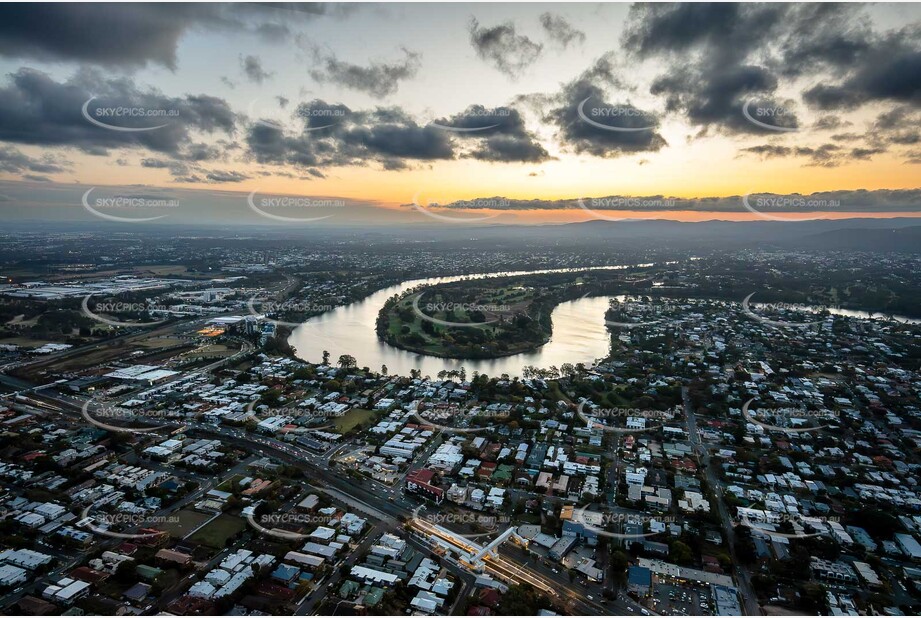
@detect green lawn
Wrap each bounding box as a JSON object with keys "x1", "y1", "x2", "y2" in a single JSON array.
[
  {"x1": 335, "y1": 407, "x2": 378, "y2": 434},
  {"x1": 186, "y1": 514, "x2": 246, "y2": 548},
  {"x1": 159, "y1": 509, "x2": 212, "y2": 538},
  {"x1": 217, "y1": 475, "x2": 245, "y2": 492}
]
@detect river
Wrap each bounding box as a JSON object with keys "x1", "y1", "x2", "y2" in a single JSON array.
[
  {"x1": 288, "y1": 265, "x2": 919, "y2": 379},
  {"x1": 287, "y1": 265, "x2": 646, "y2": 378}
]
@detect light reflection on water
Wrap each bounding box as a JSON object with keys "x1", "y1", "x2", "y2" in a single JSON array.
[
  {"x1": 289, "y1": 265, "x2": 919, "y2": 379},
  {"x1": 288, "y1": 266, "x2": 631, "y2": 378}
]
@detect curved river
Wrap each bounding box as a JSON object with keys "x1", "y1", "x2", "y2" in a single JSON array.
[
  {"x1": 288, "y1": 265, "x2": 645, "y2": 378},
  {"x1": 289, "y1": 264, "x2": 920, "y2": 378}
]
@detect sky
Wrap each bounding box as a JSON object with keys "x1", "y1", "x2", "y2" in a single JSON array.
[{"x1": 0, "y1": 2, "x2": 919, "y2": 226}]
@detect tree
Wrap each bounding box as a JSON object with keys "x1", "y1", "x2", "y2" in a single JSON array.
[
  {"x1": 670, "y1": 540, "x2": 694, "y2": 565},
  {"x1": 610, "y1": 550, "x2": 630, "y2": 588},
  {"x1": 338, "y1": 354, "x2": 357, "y2": 370},
  {"x1": 322, "y1": 350, "x2": 330, "y2": 365},
  {"x1": 381, "y1": 364, "x2": 388, "y2": 376}
]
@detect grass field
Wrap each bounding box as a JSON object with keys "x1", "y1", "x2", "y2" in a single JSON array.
[
  {"x1": 186, "y1": 514, "x2": 246, "y2": 548},
  {"x1": 335, "y1": 407, "x2": 378, "y2": 434},
  {"x1": 137, "y1": 265, "x2": 191, "y2": 276},
  {"x1": 217, "y1": 475, "x2": 245, "y2": 492},
  {"x1": 137, "y1": 336, "x2": 186, "y2": 348},
  {"x1": 0, "y1": 337, "x2": 52, "y2": 348},
  {"x1": 159, "y1": 508, "x2": 212, "y2": 538}
]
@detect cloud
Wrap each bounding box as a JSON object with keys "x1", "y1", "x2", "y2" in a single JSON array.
[
  {"x1": 830, "y1": 133, "x2": 862, "y2": 142},
  {"x1": 0, "y1": 68, "x2": 237, "y2": 158},
  {"x1": 467, "y1": 133, "x2": 549, "y2": 163},
  {"x1": 812, "y1": 115, "x2": 851, "y2": 131},
  {"x1": 620, "y1": 3, "x2": 801, "y2": 133},
  {"x1": 872, "y1": 105, "x2": 921, "y2": 146},
  {"x1": 0, "y1": 4, "x2": 349, "y2": 70},
  {"x1": 241, "y1": 54, "x2": 274, "y2": 83},
  {"x1": 740, "y1": 143, "x2": 844, "y2": 167},
  {"x1": 624, "y1": 3, "x2": 921, "y2": 129},
  {"x1": 0, "y1": 4, "x2": 202, "y2": 69},
  {"x1": 431, "y1": 104, "x2": 550, "y2": 163},
  {"x1": 205, "y1": 170, "x2": 248, "y2": 183},
  {"x1": 246, "y1": 98, "x2": 553, "y2": 169},
  {"x1": 469, "y1": 18, "x2": 543, "y2": 78},
  {"x1": 426, "y1": 189, "x2": 921, "y2": 212},
  {"x1": 801, "y1": 29, "x2": 921, "y2": 110},
  {"x1": 0, "y1": 145, "x2": 70, "y2": 174},
  {"x1": 140, "y1": 157, "x2": 200, "y2": 181},
  {"x1": 542, "y1": 55, "x2": 667, "y2": 157},
  {"x1": 308, "y1": 48, "x2": 421, "y2": 97},
  {"x1": 246, "y1": 100, "x2": 454, "y2": 170},
  {"x1": 850, "y1": 147, "x2": 885, "y2": 160},
  {"x1": 539, "y1": 13, "x2": 585, "y2": 48}
]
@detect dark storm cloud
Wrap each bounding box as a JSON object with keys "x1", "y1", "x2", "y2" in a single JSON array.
[
  {"x1": 0, "y1": 3, "x2": 348, "y2": 70},
  {"x1": 539, "y1": 13, "x2": 586, "y2": 49},
  {"x1": 0, "y1": 68, "x2": 237, "y2": 156},
  {"x1": 308, "y1": 48, "x2": 421, "y2": 97},
  {"x1": 431, "y1": 105, "x2": 550, "y2": 163},
  {"x1": 541, "y1": 56, "x2": 667, "y2": 157},
  {"x1": 241, "y1": 55, "x2": 274, "y2": 84},
  {"x1": 469, "y1": 18, "x2": 543, "y2": 78}
]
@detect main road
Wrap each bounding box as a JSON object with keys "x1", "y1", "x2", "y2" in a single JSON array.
[{"x1": 683, "y1": 386, "x2": 761, "y2": 616}]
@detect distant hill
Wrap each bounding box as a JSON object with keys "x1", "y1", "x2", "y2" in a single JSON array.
[
  {"x1": 784, "y1": 225, "x2": 921, "y2": 252},
  {"x1": 5, "y1": 217, "x2": 921, "y2": 253}
]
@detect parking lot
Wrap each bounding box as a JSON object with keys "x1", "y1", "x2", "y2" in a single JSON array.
[{"x1": 652, "y1": 582, "x2": 714, "y2": 616}]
